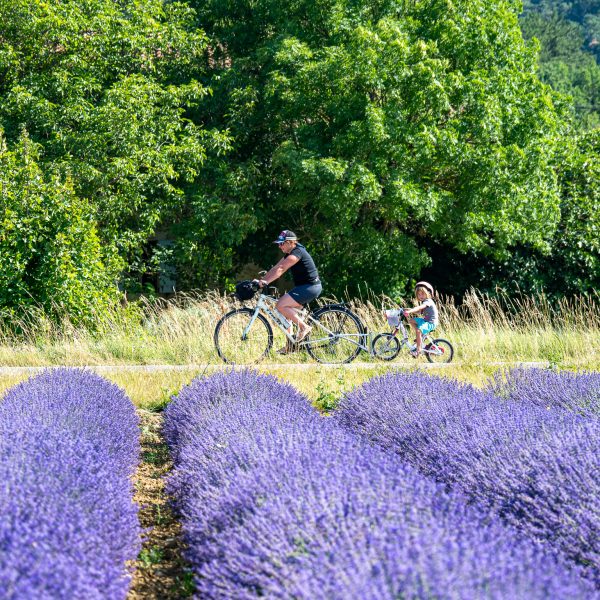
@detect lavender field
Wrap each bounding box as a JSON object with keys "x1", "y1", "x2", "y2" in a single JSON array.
[
  {"x1": 0, "y1": 369, "x2": 141, "y2": 599},
  {"x1": 336, "y1": 368, "x2": 600, "y2": 587},
  {"x1": 164, "y1": 369, "x2": 599, "y2": 599},
  {"x1": 1, "y1": 366, "x2": 598, "y2": 598}
]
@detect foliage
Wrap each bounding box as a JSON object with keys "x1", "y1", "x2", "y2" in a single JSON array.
[
  {"x1": 0, "y1": 132, "x2": 121, "y2": 323},
  {"x1": 183, "y1": 0, "x2": 567, "y2": 296},
  {"x1": 0, "y1": 369, "x2": 140, "y2": 598},
  {"x1": 0, "y1": 0, "x2": 229, "y2": 299},
  {"x1": 552, "y1": 129, "x2": 600, "y2": 290},
  {"x1": 522, "y1": 0, "x2": 600, "y2": 46},
  {"x1": 422, "y1": 129, "x2": 600, "y2": 296},
  {"x1": 164, "y1": 369, "x2": 594, "y2": 598},
  {"x1": 336, "y1": 370, "x2": 600, "y2": 584},
  {"x1": 0, "y1": 0, "x2": 593, "y2": 304},
  {"x1": 520, "y1": 3, "x2": 600, "y2": 130}
]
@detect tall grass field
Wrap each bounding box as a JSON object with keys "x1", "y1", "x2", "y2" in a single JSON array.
[
  {"x1": 0, "y1": 289, "x2": 597, "y2": 408},
  {"x1": 0, "y1": 289, "x2": 598, "y2": 368}
]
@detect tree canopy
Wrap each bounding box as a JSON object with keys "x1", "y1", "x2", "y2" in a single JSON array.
[
  {"x1": 0, "y1": 132, "x2": 119, "y2": 322},
  {"x1": 0, "y1": 0, "x2": 228, "y2": 306},
  {"x1": 0, "y1": 0, "x2": 596, "y2": 316},
  {"x1": 182, "y1": 0, "x2": 567, "y2": 296}
]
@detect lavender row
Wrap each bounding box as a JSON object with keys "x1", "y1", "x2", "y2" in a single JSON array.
[
  {"x1": 0, "y1": 369, "x2": 141, "y2": 599},
  {"x1": 488, "y1": 366, "x2": 600, "y2": 416},
  {"x1": 164, "y1": 370, "x2": 594, "y2": 599},
  {"x1": 335, "y1": 371, "x2": 600, "y2": 585}
]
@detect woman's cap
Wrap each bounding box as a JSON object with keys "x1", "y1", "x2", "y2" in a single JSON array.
[
  {"x1": 273, "y1": 230, "x2": 298, "y2": 244},
  {"x1": 415, "y1": 281, "x2": 434, "y2": 295}
]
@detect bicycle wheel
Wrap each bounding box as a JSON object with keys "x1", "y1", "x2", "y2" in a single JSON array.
[
  {"x1": 214, "y1": 308, "x2": 273, "y2": 364},
  {"x1": 425, "y1": 338, "x2": 454, "y2": 364},
  {"x1": 306, "y1": 306, "x2": 365, "y2": 364},
  {"x1": 372, "y1": 333, "x2": 401, "y2": 361}
]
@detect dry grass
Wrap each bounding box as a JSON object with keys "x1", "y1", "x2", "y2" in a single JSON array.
[
  {"x1": 0, "y1": 289, "x2": 597, "y2": 369},
  {"x1": 0, "y1": 361, "x2": 575, "y2": 414}
]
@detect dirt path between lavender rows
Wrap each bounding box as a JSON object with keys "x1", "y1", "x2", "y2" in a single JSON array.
[{"x1": 128, "y1": 410, "x2": 194, "y2": 599}]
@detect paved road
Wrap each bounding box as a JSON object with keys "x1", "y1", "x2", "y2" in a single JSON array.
[{"x1": 0, "y1": 361, "x2": 551, "y2": 375}]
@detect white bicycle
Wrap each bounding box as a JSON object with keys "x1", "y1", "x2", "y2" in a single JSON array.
[{"x1": 214, "y1": 281, "x2": 367, "y2": 364}]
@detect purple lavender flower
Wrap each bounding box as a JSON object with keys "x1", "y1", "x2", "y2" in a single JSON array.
[
  {"x1": 335, "y1": 370, "x2": 600, "y2": 586},
  {"x1": 165, "y1": 370, "x2": 595, "y2": 599},
  {"x1": 0, "y1": 368, "x2": 141, "y2": 599},
  {"x1": 488, "y1": 366, "x2": 600, "y2": 416}
]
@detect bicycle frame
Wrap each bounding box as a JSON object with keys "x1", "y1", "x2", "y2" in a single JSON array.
[
  {"x1": 387, "y1": 321, "x2": 413, "y2": 350},
  {"x1": 302, "y1": 311, "x2": 370, "y2": 352},
  {"x1": 246, "y1": 294, "x2": 373, "y2": 352},
  {"x1": 241, "y1": 294, "x2": 296, "y2": 342},
  {"x1": 383, "y1": 312, "x2": 445, "y2": 357}
]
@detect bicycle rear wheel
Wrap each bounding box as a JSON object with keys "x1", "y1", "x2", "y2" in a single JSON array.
[
  {"x1": 214, "y1": 308, "x2": 273, "y2": 364},
  {"x1": 425, "y1": 338, "x2": 454, "y2": 364},
  {"x1": 306, "y1": 306, "x2": 365, "y2": 364}
]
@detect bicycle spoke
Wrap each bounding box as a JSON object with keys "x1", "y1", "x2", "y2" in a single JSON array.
[
  {"x1": 372, "y1": 333, "x2": 400, "y2": 361},
  {"x1": 306, "y1": 308, "x2": 364, "y2": 364},
  {"x1": 425, "y1": 338, "x2": 454, "y2": 364},
  {"x1": 214, "y1": 309, "x2": 272, "y2": 364}
]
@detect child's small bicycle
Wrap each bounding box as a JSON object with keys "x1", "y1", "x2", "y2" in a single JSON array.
[{"x1": 372, "y1": 309, "x2": 454, "y2": 363}]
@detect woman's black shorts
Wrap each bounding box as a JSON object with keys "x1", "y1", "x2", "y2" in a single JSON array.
[{"x1": 288, "y1": 282, "x2": 322, "y2": 305}]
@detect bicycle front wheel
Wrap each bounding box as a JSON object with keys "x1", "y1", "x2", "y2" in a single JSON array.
[
  {"x1": 425, "y1": 338, "x2": 454, "y2": 364},
  {"x1": 372, "y1": 333, "x2": 401, "y2": 361},
  {"x1": 306, "y1": 306, "x2": 364, "y2": 364},
  {"x1": 214, "y1": 308, "x2": 273, "y2": 364}
]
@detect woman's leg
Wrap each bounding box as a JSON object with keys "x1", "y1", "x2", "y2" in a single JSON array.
[{"x1": 277, "y1": 294, "x2": 309, "y2": 337}]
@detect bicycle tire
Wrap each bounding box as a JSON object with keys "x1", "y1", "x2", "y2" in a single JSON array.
[
  {"x1": 425, "y1": 338, "x2": 454, "y2": 364},
  {"x1": 372, "y1": 333, "x2": 401, "y2": 361},
  {"x1": 305, "y1": 305, "x2": 365, "y2": 364},
  {"x1": 214, "y1": 308, "x2": 273, "y2": 364}
]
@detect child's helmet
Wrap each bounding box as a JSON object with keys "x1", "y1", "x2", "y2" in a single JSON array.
[{"x1": 415, "y1": 281, "x2": 434, "y2": 295}]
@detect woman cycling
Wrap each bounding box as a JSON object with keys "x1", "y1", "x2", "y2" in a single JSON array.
[{"x1": 255, "y1": 230, "x2": 322, "y2": 354}]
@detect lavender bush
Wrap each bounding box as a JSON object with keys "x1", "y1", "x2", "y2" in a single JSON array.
[
  {"x1": 335, "y1": 371, "x2": 600, "y2": 585},
  {"x1": 0, "y1": 368, "x2": 141, "y2": 599},
  {"x1": 164, "y1": 370, "x2": 595, "y2": 599},
  {"x1": 488, "y1": 367, "x2": 600, "y2": 416}
]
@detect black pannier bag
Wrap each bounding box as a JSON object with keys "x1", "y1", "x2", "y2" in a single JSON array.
[{"x1": 235, "y1": 280, "x2": 258, "y2": 301}]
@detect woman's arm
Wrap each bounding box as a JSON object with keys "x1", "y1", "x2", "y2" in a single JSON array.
[{"x1": 260, "y1": 255, "x2": 299, "y2": 286}]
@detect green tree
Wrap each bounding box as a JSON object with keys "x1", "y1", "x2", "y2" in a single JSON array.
[
  {"x1": 0, "y1": 0, "x2": 229, "y2": 281},
  {"x1": 185, "y1": 0, "x2": 567, "y2": 296},
  {"x1": 421, "y1": 130, "x2": 600, "y2": 297},
  {"x1": 550, "y1": 129, "x2": 600, "y2": 291},
  {"x1": 520, "y1": 10, "x2": 600, "y2": 129},
  {"x1": 0, "y1": 132, "x2": 120, "y2": 323}
]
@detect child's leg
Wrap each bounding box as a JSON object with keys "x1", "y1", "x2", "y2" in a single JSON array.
[
  {"x1": 413, "y1": 318, "x2": 430, "y2": 355},
  {"x1": 407, "y1": 318, "x2": 417, "y2": 337}
]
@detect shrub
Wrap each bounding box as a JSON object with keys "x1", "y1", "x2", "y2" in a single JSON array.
[
  {"x1": 335, "y1": 371, "x2": 600, "y2": 585},
  {"x1": 488, "y1": 366, "x2": 600, "y2": 416},
  {"x1": 164, "y1": 370, "x2": 594, "y2": 599},
  {"x1": 0, "y1": 369, "x2": 141, "y2": 598}
]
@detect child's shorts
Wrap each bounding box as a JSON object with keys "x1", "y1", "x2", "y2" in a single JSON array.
[{"x1": 415, "y1": 318, "x2": 436, "y2": 336}]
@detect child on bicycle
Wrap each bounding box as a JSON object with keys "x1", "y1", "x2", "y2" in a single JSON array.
[{"x1": 403, "y1": 281, "x2": 438, "y2": 358}]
